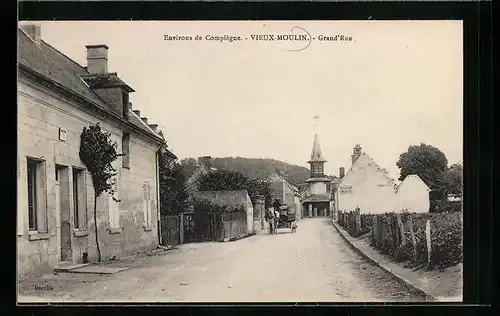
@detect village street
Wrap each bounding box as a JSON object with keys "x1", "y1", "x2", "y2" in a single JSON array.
[{"x1": 18, "y1": 218, "x2": 428, "y2": 303}]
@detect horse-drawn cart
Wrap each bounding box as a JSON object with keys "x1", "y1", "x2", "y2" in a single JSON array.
[{"x1": 275, "y1": 206, "x2": 297, "y2": 233}]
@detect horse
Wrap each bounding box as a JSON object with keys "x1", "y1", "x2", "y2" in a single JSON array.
[{"x1": 266, "y1": 208, "x2": 277, "y2": 235}]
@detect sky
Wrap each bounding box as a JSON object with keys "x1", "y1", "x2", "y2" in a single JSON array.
[{"x1": 19, "y1": 21, "x2": 463, "y2": 180}]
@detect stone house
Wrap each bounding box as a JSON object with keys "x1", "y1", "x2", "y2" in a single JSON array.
[
  {"x1": 336, "y1": 145, "x2": 430, "y2": 214},
  {"x1": 17, "y1": 25, "x2": 171, "y2": 280},
  {"x1": 336, "y1": 145, "x2": 397, "y2": 214}
]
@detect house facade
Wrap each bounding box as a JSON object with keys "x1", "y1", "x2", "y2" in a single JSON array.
[
  {"x1": 336, "y1": 145, "x2": 430, "y2": 214},
  {"x1": 395, "y1": 175, "x2": 431, "y2": 214},
  {"x1": 17, "y1": 25, "x2": 168, "y2": 280},
  {"x1": 301, "y1": 134, "x2": 331, "y2": 217},
  {"x1": 336, "y1": 145, "x2": 397, "y2": 214}
]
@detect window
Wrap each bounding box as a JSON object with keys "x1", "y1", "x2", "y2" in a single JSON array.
[
  {"x1": 109, "y1": 173, "x2": 120, "y2": 231},
  {"x1": 122, "y1": 133, "x2": 130, "y2": 169},
  {"x1": 27, "y1": 160, "x2": 38, "y2": 231},
  {"x1": 26, "y1": 158, "x2": 47, "y2": 232},
  {"x1": 72, "y1": 168, "x2": 87, "y2": 229},
  {"x1": 143, "y1": 182, "x2": 152, "y2": 230}
]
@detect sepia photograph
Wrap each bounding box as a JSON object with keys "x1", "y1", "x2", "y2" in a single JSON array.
[{"x1": 17, "y1": 20, "x2": 463, "y2": 303}]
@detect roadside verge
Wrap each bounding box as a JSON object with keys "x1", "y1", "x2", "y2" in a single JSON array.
[{"x1": 331, "y1": 219, "x2": 462, "y2": 302}]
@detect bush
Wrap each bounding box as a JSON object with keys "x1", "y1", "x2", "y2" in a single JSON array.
[
  {"x1": 430, "y1": 199, "x2": 462, "y2": 213},
  {"x1": 192, "y1": 198, "x2": 244, "y2": 214},
  {"x1": 430, "y1": 212, "x2": 463, "y2": 268},
  {"x1": 368, "y1": 211, "x2": 462, "y2": 270},
  {"x1": 360, "y1": 214, "x2": 372, "y2": 235}
]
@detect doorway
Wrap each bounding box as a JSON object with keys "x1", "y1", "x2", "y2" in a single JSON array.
[{"x1": 56, "y1": 165, "x2": 72, "y2": 262}]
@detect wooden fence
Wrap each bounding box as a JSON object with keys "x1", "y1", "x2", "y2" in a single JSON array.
[
  {"x1": 160, "y1": 215, "x2": 181, "y2": 247},
  {"x1": 221, "y1": 211, "x2": 247, "y2": 240},
  {"x1": 337, "y1": 210, "x2": 463, "y2": 269},
  {"x1": 337, "y1": 209, "x2": 363, "y2": 237},
  {"x1": 163, "y1": 210, "x2": 248, "y2": 245}
]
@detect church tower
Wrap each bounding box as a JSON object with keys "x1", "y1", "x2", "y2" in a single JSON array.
[
  {"x1": 308, "y1": 133, "x2": 327, "y2": 178},
  {"x1": 302, "y1": 133, "x2": 332, "y2": 218}
]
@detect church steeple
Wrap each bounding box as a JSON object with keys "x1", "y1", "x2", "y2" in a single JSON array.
[
  {"x1": 307, "y1": 133, "x2": 327, "y2": 178},
  {"x1": 309, "y1": 133, "x2": 327, "y2": 163}
]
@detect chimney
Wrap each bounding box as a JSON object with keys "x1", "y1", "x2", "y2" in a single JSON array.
[
  {"x1": 198, "y1": 156, "x2": 212, "y2": 173},
  {"x1": 339, "y1": 167, "x2": 345, "y2": 179},
  {"x1": 141, "y1": 117, "x2": 148, "y2": 124},
  {"x1": 148, "y1": 124, "x2": 158, "y2": 132},
  {"x1": 133, "y1": 110, "x2": 141, "y2": 117},
  {"x1": 20, "y1": 24, "x2": 41, "y2": 46},
  {"x1": 351, "y1": 144, "x2": 362, "y2": 165},
  {"x1": 85, "y1": 44, "x2": 109, "y2": 74},
  {"x1": 128, "y1": 102, "x2": 133, "y2": 111}
]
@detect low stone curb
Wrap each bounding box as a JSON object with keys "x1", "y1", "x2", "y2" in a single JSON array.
[{"x1": 330, "y1": 219, "x2": 439, "y2": 302}]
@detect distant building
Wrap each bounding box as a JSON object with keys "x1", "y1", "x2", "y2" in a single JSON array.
[
  {"x1": 301, "y1": 134, "x2": 331, "y2": 217},
  {"x1": 185, "y1": 156, "x2": 217, "y2": 197},
  {"x1": 269, "y1": 171, "x2": 302, "y2": 219},
  {"x1": 17, "y1": 25, "x2": 171, "y2": 280}
]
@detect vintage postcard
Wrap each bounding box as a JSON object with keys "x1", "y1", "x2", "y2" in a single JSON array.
[{"x1": 17, "y1": 20, "x2": 463, "y2": 303}]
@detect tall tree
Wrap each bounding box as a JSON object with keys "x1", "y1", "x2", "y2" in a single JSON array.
[
  {"x1": 79, "y1": 123, "x2": 122, "y2": 262},
  {"x1": 179, "y1": 158, "x2": 198, "y2": 179},
  {"x1": 439, "y1": 162, "x2": 463, "y2": 197},
  {"x1": 396, "y1": 143, "x2": 448, "y2": 193}
]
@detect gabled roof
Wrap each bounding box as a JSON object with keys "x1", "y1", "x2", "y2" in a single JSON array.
[
  {"x1": 337, "y1": 152, "x2": 395, "y2": 187},
  {"x1": 395, "y1": 174, "x2": 431, "y2": 193},
  {"x1": 18, "y1": 28, "x2": 163, "y2": 143},
  {"x1": 308, "y1": 133, "x2": 327, "y2": 163}
]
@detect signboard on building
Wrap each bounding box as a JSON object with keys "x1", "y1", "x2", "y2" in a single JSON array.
[
  {"x1": 339, "y1": 185, "x2": 352, "y2": 194},
  {"x1": 58, "y1": 127, "x2": 67, "y2": 141}
]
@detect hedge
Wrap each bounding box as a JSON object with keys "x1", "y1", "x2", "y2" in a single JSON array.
[{"x1": 338, "y1": 209, "x2": 463, "y2": 270}]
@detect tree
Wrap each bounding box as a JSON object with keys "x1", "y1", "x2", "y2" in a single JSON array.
[
  {"x1": 196, "y1": 169, "x2": 273, "y2": 208},
  {"x1": 439, "y1": 163, "x2": 463, "y2": 197},
  {"x1": 159, "y1": 149, "x2": 189, "y2": 215},
  {"x1": 179, "y1": 158, "x2": 198, "y2": 179},
  {"x1": 79, "y1": 123, "x2": 122, "y2": 262},
  {"x1": 396, "y1": 143, "x2": 448, "y2": 194}
]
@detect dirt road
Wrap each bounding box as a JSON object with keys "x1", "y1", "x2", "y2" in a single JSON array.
[{"x1": 18, "y1": 218, "x2": 428, "y2": 302}]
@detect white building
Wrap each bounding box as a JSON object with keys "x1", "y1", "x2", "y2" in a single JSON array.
[
  {"x1": 336, "y1": 147, "x2": 396, "y2": 214},
  {"x1": 395, "y1": 174, "x2": 431, "y2": 214},
  {"x1": 336, "y1": 145, "x2": 431, "y2": 214}
]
